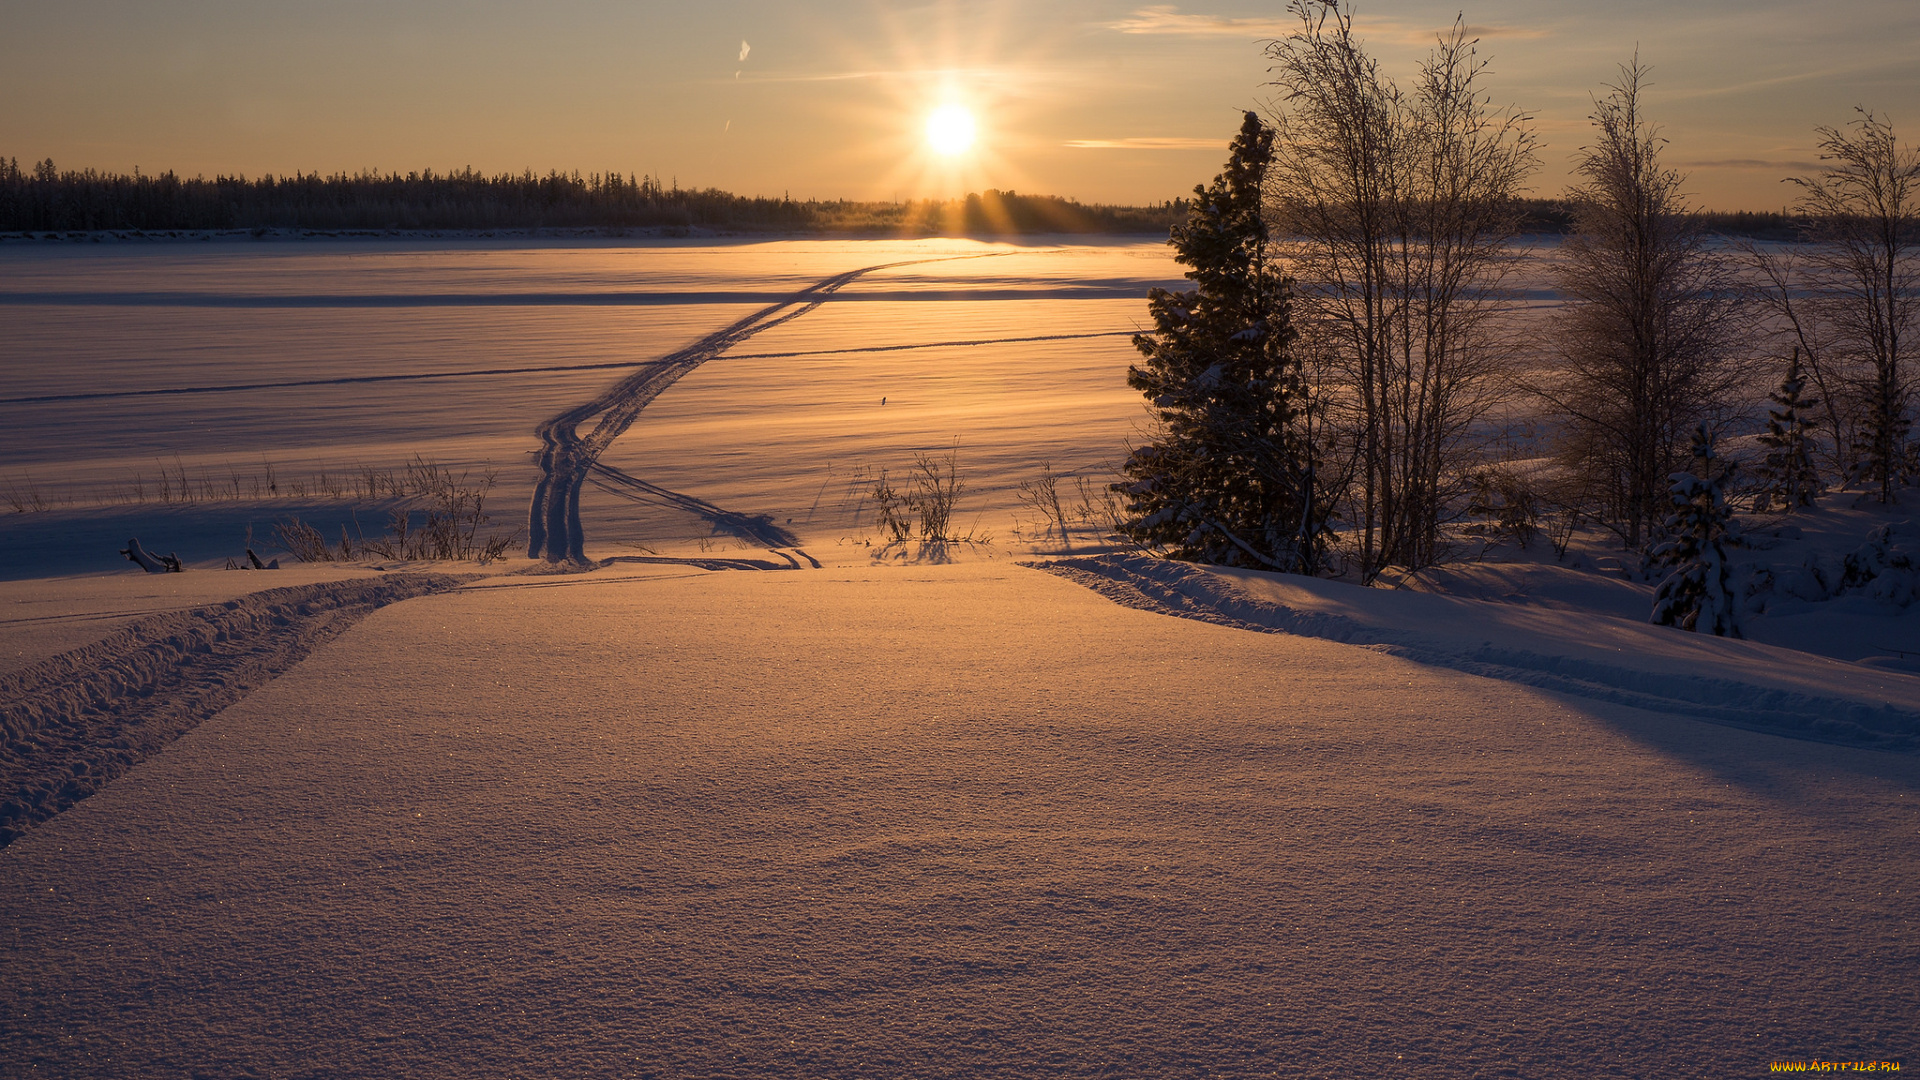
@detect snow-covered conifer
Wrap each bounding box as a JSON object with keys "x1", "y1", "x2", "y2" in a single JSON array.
[
  {"x1": 1754, "y1": 348, "x2": 1823, "y2": 510},
  {"x1": 1650, "y1": 425, "x2": 1743, "y2": 636},
  {"x1": 1115, "y1": 112, "x2": 1323, "y2": 573}
]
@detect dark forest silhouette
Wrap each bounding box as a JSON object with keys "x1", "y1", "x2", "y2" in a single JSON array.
[
  {"x1": 0, "y1": 159, "x2": 1189, "y2": 235},
  {"x1": 0, "y1": 157, "x2": 1792, "y2": 237}
]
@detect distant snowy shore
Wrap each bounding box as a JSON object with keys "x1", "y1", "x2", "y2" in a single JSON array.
[{"x1": 0, "y1": 225, "x2": 805, "y2": 244}]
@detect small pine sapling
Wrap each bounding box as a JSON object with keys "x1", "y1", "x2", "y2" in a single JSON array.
[
  {"x1": 1650, "y1": 425, "x2": 1743, "y2": 636},
  {"x1": 1754, "y1": 348, "x2": 1823, "y2": 511}
]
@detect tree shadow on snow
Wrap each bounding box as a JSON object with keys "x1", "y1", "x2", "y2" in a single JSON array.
[{"x1": 1540, "y1": 688, "x2": 1920, "y2": 813}]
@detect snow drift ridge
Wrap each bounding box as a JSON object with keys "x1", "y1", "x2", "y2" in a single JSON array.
[{"x1": 1032, "y1": 553, "x2": 1920, "y2": 754}]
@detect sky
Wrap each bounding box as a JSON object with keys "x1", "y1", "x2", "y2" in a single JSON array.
[{"x1": 1, "y1": 0, "x2": 1915, "y2": 210}]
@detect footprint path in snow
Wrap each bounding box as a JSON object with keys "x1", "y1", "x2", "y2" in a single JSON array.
[
  {"x1": 525, "y1": 255, "x2": 1007, "y2": 565},
  {"x1": 0, "y1": 574, "x2": 467, "y2": 849}
]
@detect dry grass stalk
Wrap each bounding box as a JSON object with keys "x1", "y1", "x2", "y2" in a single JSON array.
[
  {"x1": 3, "y1": 475, "x2": 53, "y2": 513},
  {"x1": 273, "y1": 459, "x2": 519, "y2": 564},
  {"x1": 1016, "y1": 463, "x2": 1072, "y2": 550},
  {"x1": 870, "y1": 468, "x2": 914, "y2": 542}
]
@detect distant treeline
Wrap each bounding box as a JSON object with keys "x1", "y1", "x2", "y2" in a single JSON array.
[
  {"x1": 0, "y1": 158, "x2": 1188, "y2": 235},
  {"x1": 0, "y1": 158, "x2": 1797, "y2": 239},
  {"x1": 1510, "y1": 200, "x2": 1796, "y2": 239}
]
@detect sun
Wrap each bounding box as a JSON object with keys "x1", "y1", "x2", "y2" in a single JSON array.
[{"x1": 925, "y1": 105, "x2": 977, "y2": 156}]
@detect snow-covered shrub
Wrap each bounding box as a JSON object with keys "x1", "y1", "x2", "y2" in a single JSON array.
[
  {"x1": 1841, "y1": 524, "x2": 1920, "y2": 607},
  {"x1": 1650, "y1": 427, "x2": 1743, "y2": 636},
  {"x1": 1772, "y1": 562, "x2": 1832, "y2": 603}
]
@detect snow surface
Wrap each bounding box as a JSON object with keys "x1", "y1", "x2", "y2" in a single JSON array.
[
  {"x1": 0, "y1": 562, "x2": 390, "y2": 676},
  {"x1": 1, "y1": 573, "x2": 465, "y2": 846},
  {"x1": 4, "y1": 564, "x2": 1916, "y2": 1077},
  {"x1": 2, "y1": 237, "x2": 1917, "y2": 1074},
  {"x1": 1036, "y1": 553, "x2": 1920, "y2": 753}
]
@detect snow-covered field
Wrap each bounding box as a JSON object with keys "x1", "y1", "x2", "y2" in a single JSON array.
[
  {"x1": 2, "y1": 237, "x2": 1916, "y2": 1076},
  {"x1": 0, "y1": 238, "x2": 1167, "y2": 571}
]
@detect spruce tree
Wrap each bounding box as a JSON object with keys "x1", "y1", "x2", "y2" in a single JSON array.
[
  {"x1": 1754, "y1": 348, "x2": 1823, "y2": 511},
  {"x1": 1114, "y1": 112, "x2": 1321, "y2": 573},
  {"x1": 1650, "y1": 425, "x2": 1743, "y2": 636}
]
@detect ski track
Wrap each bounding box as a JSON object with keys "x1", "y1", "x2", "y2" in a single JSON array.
[
  {"x1": 1032, "y1": 553, "x2": 1920, "y2": 754},
  {"x1": 0, "y1": 331, "x2": 1137, "y2": 407},
  {"x1": 0, "y1": 574, "x2": 467, "y2": 848},
  {"x1": 526, "y1": 255, "x2": 1006, "y2": 565},
  {"x1": 0, "y1": 284, "x2": 1170, "y2": 308}
]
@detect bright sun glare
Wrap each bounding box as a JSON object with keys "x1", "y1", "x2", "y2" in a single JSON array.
[{"x1": 925, "y1": 105, "x2": 976, "y2": 156}]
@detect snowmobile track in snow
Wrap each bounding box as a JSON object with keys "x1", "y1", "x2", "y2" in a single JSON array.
[
  {"x1": 526, "y1": 254, "x2": 1005, "y2": 564},
  {"x1": 0, "y1": 574, "x2": 466, "y2": 849}
]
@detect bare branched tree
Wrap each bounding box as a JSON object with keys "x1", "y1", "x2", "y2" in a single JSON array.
[
  {"x1": 1781, "y1": 110, "x2": 1920, "y2": 503},
  {"x1": 1265, "y1": 0, "x2": 1537, "y2": 580},
  {"x1": 1541, "y1": 61, "x2": 1748, "y2": 549}
]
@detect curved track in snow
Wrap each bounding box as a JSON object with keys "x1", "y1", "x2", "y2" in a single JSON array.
[
  {"x1": 0, "y1": 574, "x2": 467, "y2": 848},
  {"x1": 525, "y1": 256, "x2": 994, "y2": 564}
]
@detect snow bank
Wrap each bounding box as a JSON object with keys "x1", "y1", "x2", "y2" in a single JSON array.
[
  {"x1": 1032, "y1": 553, "x2": 1920, "y2": 754},
  {"x1": 0, "y1": 573, "x2": 466, "y2": 848}
]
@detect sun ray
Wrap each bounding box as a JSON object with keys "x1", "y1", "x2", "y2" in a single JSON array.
[{"x1": 791, "y1": 1, "x2": 1056, "y2": 203}]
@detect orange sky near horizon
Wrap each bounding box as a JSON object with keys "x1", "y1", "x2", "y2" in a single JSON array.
[{"x1": 2, "y1": 0, "x2": 1915, "y2": 211}]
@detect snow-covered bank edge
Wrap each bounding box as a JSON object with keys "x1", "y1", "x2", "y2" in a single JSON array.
[
  {"x1": 1029, "y1": 553, "x2": 1920, "y2": 754},
  {"x1": 0, "y1": 574, "x2": 468, "y2": 849}
]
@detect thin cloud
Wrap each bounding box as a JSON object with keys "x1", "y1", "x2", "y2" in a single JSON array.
[
  {"x1": 1109, "y1": 7, "x2": 1545, "y2": 43},
  {"x1": 727, "y1": 66, "x2": 1049, "y2": 87},
  {"x1": 1346, "y1": 15, "x2": 1548, "y2": 44},
  {"x1": 1450, "y1": 23, "x2": 1548, "y2": 41},
  {"x1": 1065, "y1": 137, "x2": 1223, "y2": 150},
  {"x1": 1108, "y1": 6, "x2": 1294, "y2": 37},
  {"x1": 1665, "y1": 62, "x2": 1883, "y2": 102},
  {"x1": 1678, "y1": 158, "x2": 1822, "y2": 172}
]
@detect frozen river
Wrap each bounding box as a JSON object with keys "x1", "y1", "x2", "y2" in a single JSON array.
[{"x1": 0, "y1": 237, "x2": 1185, "y2": 559}]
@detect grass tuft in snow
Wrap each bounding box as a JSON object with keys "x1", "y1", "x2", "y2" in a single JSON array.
[
  {"x1": 1014, "y1": 464, "x2": 1130, "y2": 554},
  {"x1": 274, "y1": 461, "x2": 518, "y2": 564},
  {"x1": 3, "y1": 474, "x2": 54, "y2": 513},
  {"x1": 868, "y1": 450, "x2": 987, "y2": 545},
  {"x1": 863, "y1": 450, "x2": 1001, "y2": 563}
]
